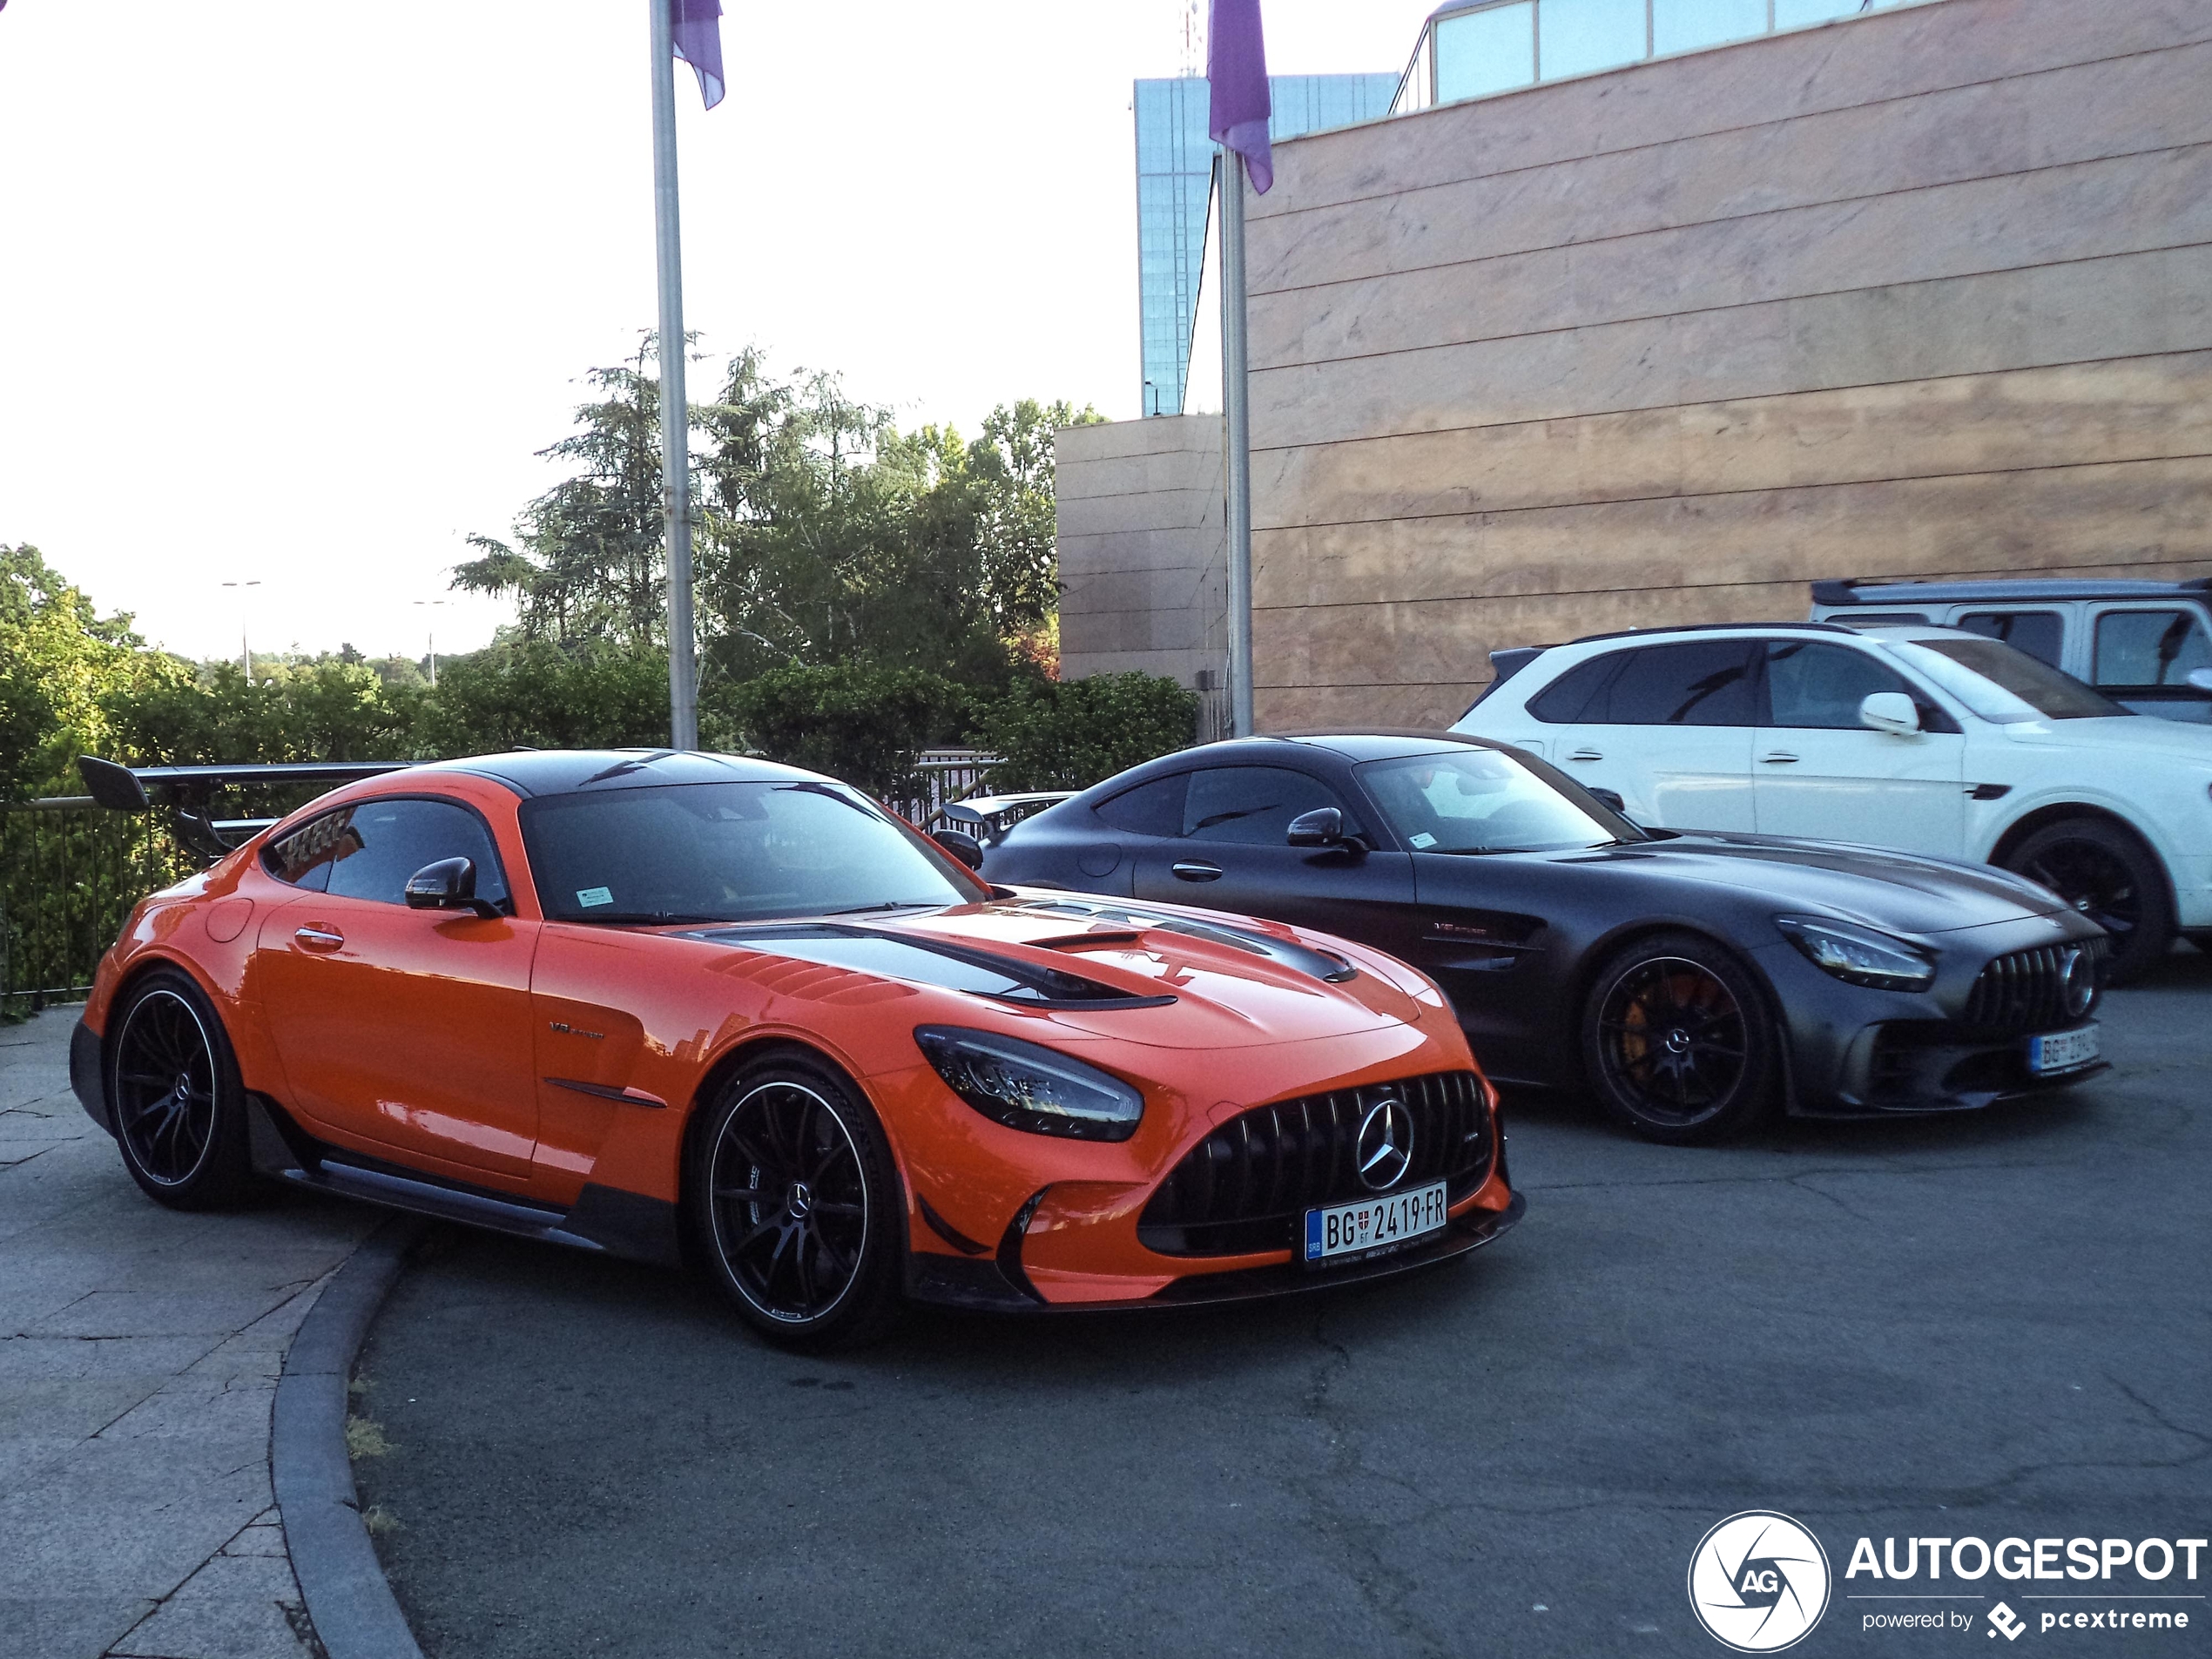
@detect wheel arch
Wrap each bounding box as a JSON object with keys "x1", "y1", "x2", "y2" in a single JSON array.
[
  {"x1": 1562, "y1": 920, "x2": 1797, "y2": 1108},
  {"x1": 1987, "y1": 803, "x2": 2177, "y2": 916},
  {"x1": 675, "y1": 1035, "x2": 911, "y2": 1244}
]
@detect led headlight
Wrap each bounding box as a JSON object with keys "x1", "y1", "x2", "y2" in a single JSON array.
[
  {"x1": 1774, "y1": 916, "x2": 1935, "y2": 991},
  {"x1": 914, "y1": 1026, "x2": 1144, "y2": 1142}
]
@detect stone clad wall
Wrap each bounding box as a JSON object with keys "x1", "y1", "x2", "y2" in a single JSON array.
[
  {"x1": 1245, "y1": 0, "x2": 2212, "y2": 729},
  {"x1": 1055, "y1": 415, "x2": 1227, "y2": 687}
]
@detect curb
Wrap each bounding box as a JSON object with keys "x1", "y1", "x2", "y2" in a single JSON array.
[{"x1": 274, "y1": 1214, "x2": 429, "y2": 1659}]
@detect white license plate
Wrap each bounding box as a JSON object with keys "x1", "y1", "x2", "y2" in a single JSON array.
[
  {"x1": 1305, "y1": 1180, "x2": 1449, "y2": 1265},
  {"x1": 2027, "y1": 1024, "x2": 2100, "y2": 1075}
]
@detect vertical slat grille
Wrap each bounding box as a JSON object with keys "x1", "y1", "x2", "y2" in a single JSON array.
[
  {"x1": 1137, "y1": 1071, "x2": 1496, "y2": 1257},
  {"x1": 1960, "y1": 940, "x2": 2105, "y2": 1034}
]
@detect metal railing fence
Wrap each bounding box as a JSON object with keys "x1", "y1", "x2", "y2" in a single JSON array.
[{"x1": 1, "y1": 799, "x2": 191, "y2": 1019}]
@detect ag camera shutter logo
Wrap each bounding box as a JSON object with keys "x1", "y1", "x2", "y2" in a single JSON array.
[{"x1": 1689, "y1": 1511, "x2": 1831, "y2": 1652}]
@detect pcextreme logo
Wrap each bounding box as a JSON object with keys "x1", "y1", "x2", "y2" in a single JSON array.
[{"x1": 1689, "y1": 1511, "x2": 1832, "y2": 1652}]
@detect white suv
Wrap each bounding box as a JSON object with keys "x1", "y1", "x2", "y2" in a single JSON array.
[{"x1": 1453, "y1": 623, "x2": 2212, "y2": 981}]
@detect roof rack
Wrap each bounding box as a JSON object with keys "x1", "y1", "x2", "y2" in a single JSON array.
[{"x1": 1565, "y1": 620, "x2": 1860, "y2": 648}]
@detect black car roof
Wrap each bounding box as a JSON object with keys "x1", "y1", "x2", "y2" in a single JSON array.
[{"x1": 422, "y1": 749, "x2": 814, "y2": 798}]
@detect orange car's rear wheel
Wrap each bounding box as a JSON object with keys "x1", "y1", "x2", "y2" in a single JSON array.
[
  {"x1": 690, "y1": 1053, "x2": 902, "y2": 1351},
  {"x1": 108, "y1": 968, "x2": 254, "y2": 1210}
]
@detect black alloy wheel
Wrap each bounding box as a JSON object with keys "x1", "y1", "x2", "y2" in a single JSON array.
[
  {"x1": 2003, "y1": 818, "x2": 2173, "y2": 986},
  {"x1": 107, "y1": 969, "x2": 254, "y2": 1208},
  {"x1": 689, "y1": 1054, "x2": 901, "y2": 1351},
  {"x1": 1581, "y1": 932, "x2": 1777, "y2": 1145}
]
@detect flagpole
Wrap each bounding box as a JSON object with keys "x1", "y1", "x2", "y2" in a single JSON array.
[
  {"x1": 649, "y1": 0, "x2": 698, "y2": 751},
  {"x1": 1220, "y1": 151, "x2": 1256, "y2": 740}
]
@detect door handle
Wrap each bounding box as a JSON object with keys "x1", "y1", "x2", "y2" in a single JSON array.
[
  {"x1": 1567, "y1": 748, "x2": 1603, "y2": 762},
  {"x1": 293, "y1": 926, "x2": 345, "y2": 950},
  {"x1": 1760, "y1": 752, "x2": 1800, "y2": 765},
  {"x1": 1170, "y1": 861, "x2": 1223, "y2": 882}
]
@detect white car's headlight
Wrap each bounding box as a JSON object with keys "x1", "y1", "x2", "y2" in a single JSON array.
[{"x1": 1774, "y1": 917, "x2": 1935, "y2": 992}]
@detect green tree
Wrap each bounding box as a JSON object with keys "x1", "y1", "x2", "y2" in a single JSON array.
[
  {"x1": 0, "y1": 544, "x2": 166, "y2": 796},
  {"x1": 715, "y1": 662, "x2": 970, "y2": 803},
  {"x1": 452, "y1": 343, "x2": 671, "y2": 648}
]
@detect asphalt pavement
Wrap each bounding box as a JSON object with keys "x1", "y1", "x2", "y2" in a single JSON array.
[{"x1": 354, "y1": 953, "x2": 2212, "y2": 1659}]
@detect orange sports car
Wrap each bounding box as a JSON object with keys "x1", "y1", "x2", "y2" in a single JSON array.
[{"x1": 69, "y1": 750, "x2": 1521, "y2": 1347}]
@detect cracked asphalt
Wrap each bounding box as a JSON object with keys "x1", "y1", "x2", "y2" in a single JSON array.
[{"x1": 353, "y1": 953, "x2": 2211, "y2": 1658}]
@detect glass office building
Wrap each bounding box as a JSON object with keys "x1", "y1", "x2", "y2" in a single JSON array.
[
  {"x1": 1393, "y1": 0, "x2": 1929, "y2": 113},
  {"x1": 1136, "y1": 73, "x2": 1399, "y2": 417}
]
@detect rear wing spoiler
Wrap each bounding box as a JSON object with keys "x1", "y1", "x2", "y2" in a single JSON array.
[{"x1": 77, "y1": 757, "x2": 408, "y2": 860}]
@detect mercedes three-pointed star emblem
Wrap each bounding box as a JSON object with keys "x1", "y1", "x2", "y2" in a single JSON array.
[{"x1": 1355, "y1": 1097, "x2": 1414, "y2": 1190}]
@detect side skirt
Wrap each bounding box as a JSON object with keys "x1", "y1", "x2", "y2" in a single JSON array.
[{"x1": 245, "y1": 1096, "x2": 684, "y2": 1269}]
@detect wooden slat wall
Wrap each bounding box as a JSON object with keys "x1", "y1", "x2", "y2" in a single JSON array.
[{"x1": 1244, "y1": 0, "x2": 2212, "y2": 730}]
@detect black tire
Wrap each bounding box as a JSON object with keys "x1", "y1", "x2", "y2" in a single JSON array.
[
  {"x1": 2001, "y1": 818, "x2": 2173, "y2": 986},
  {"x1": 105, "y1": 968, "x2": 255, "y2": 1209},
  {"x1": 685, "y1": 1050, "x2": 904, "y2": 1352},
  {"x1": 1581, "y1": 932, "x2": 1778, "y2": 1146}
]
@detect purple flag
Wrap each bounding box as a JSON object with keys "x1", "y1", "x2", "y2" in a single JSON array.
[
  {"x1": 673, "y1": 0, "x2": 725, "y2": 111},
  {"x1": 1207, "y1": 0, "x2": 1271, "y2": 194}
]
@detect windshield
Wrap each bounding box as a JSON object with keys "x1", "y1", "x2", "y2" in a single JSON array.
[
  {"x1": 520, "y1": 780, "x2": 979, "y2": 924},
  {"x1": 1357, "y1": 749, "x2": 1620, "y2": 854},
  {"x1": 1881, "y1": 637, "x2": 2130, "y2": 723}
]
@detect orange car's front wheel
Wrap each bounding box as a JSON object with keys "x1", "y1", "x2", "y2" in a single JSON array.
[{"x1": 688, "y1": 1051, "x2": 903, "y2": 1352}]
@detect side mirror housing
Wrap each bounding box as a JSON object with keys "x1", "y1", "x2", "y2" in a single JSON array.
[
  {"x1": 2187, "y1": 667, "x2": 2212, "y2": 694},
  {"x1": 405, "y1": 857, "x2": 499, "y2": 918},
  {"x1": 1286, "y1": 806, "x2": 1349, "y2": 849},
  {"x1": 1860, "y1": 691, "x2": 1922, "y2": 737},
  {"x1": 1587, "y1": 786, "x2": 1629, "y2": 817},
  {"x1": 931, "y1": 829, "x2": 985, "y2": 871}
]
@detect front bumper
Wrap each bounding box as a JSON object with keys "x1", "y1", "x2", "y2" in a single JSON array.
[
  {"x1": 906, "y1": 1189, "x2": 1525, "y2": 1313},
  {"x1": 71, "y1": 1019, "x2": 111, "y2": 1135},
  {"x1": 1757, "y1": 919, "x2": 2111, "y2": 1118}
]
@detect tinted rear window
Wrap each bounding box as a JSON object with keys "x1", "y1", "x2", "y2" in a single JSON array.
[
  {"x1": 1549, "y1": 642, "x2": 1757, "y2": 726},
  {"x1": 1093, "y1": 773, "x2": 1189, "y2": 838}
]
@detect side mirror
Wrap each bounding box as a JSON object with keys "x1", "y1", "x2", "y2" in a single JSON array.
[
  {"x1": 2187, "y1": 668, "x2": 2212, "y2": 694},
  {"x1": 405, "y1": 857, "x2": 499, "y2": 918},
  {"x1": 931, "y1": 829, "x2": 985, "y2": 871},
  {"x1": 1286, "y1": 806, "x2": 1351, "y2": 849},
  {"x1": 1860, "y1": 691, "x2": 1922, "y2": 737},
  {"x1": 1587, "y1": 787, "x2": 1629, "y2": 817}
]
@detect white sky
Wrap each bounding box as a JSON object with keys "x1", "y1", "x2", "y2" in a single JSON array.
[{"x1": 0, "y1": 0, "x2": 1433, "y2": 664}]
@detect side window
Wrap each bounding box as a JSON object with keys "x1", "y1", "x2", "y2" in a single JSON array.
[
  {"x1": 318, "y1": 799, "x2": 510, "y2": 908},
  {"x1": 1591, "y1": 641, "x2": 1757, "y2": 726},
  {"x1": 2093, "y1": 610, "x2": 2212, "y2": 689},
  {"x1": 1763, "y1": 642, "x2": 1916, "y2": 729},
  {"x1": 1093, "y1": 773, "x2": 1190, "y2": 839},
  {"x1": 1180, "y1": 767, "x2": 1362, "y2": 846},
  {"x1": 265, "y1": 809, "x2": 357, "y2": 892},
  {"x1": 1525, "y1": 653, "x2": 1623, "y2": 724},
  {"x1": 1956, "y1": 610, "x2": 2063, "y2": 668}
]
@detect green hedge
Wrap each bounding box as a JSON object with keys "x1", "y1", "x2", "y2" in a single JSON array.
[{"x1": 970, "y1": 672, "x2": 1198, "y2": 791}]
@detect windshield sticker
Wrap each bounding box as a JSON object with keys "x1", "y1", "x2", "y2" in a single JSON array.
[
  {"x1": 577, "y1": 887, "x2": 614, "y2": 908},
  {"x1": 1409, "y1": 832, "x2": 1437, "y2": 849}
]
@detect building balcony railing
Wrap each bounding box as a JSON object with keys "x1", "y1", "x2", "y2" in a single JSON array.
[{"x1": 1393, "y1": 0, "x2": 1938, "y2": 116}]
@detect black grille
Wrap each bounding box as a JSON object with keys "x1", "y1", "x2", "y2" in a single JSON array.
[
  {"x1": 1959, "y1": 940, "x2": 2105, "y2": 1035},
  {"x1": 1137, "y1": 1071, "x2": 1494, "y2": 1258}
]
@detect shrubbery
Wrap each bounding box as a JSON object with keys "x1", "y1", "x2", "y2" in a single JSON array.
[{"x1": 971, "y1": 672, "x2": 1199, "y2": 791}]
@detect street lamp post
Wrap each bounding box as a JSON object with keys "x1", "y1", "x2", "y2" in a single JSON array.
[
  {"x1": 412, "y1": 599, "x2": 450, "y2": 687},
  {"x1": 220, "y1": 580, "x2": 261, "y2": 684}
]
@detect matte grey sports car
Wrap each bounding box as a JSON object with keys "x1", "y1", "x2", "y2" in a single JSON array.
[{"x1": 984, "y1": 733, "x2": 2110, "y2": 1143}]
